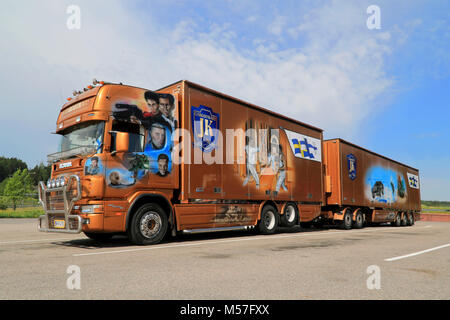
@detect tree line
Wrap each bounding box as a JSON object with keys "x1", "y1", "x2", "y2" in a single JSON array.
[{"x1": 0, "y1": 157, "x2": 51, "y2": 210}]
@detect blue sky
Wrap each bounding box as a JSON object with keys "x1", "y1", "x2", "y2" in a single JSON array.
[{"x1": 0, "y1": 0, "x2": 449, "y2": 200}]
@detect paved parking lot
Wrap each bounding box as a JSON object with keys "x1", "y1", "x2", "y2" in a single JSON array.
[{"x1": 0, "y1": 219, "x2": 449, "y2": 299}]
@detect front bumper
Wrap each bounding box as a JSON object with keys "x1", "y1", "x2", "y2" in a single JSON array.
[{"x1": 38, "y1": 175, "x2": 84, "y2": 234}]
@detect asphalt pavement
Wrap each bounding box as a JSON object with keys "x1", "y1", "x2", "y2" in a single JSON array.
[{"x1": 0, "y1": 219, "x2": 449, "y2": 299}]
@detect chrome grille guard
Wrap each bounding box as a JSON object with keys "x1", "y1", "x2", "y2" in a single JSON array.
[{"x1": 38, "y1": 175, "x2": 83, "y2": 234}]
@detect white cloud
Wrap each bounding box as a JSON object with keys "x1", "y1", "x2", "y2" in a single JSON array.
[
  {"x1": 267, "y1": 15, "x2": 286, "y2": 36},
  {"x1": 0, "y1": 0, "x2": 397, "y2": 165}
]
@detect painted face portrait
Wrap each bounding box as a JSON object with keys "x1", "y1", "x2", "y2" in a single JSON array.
[
  {"x1": 150, "y1": 125, "x2": 166, "y2": 150},
  {"x1": 156, "y1": 154, "x2": 169, "y2": 176},
  {"x1": 159, "y1": 97, "x2": 171, "y2": 117},
  {"x1": 146, "y1": 98, "x2": 159, "y2": 115},
  {"x1": 85, "y1": 157, "x2": 101, "y2": 175},
  {"x1": 158, "y1": 159, "x2": 168, "y2": 175}
]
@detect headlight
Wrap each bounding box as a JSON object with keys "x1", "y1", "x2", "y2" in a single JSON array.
[
  {"x1": 51, "y1": 179, "x2": 56, "y2": 188},
  {"x1": 60, "y1": 177, "x2": 66, "y2": 187},
  {"x1": 56, "y1": 179, "x2": 61, "y2": 188},
  {"x1": 81, "y1": 205, "x2": 103, "y2": 214},
  {"x1": 47, "y1": 180, "x2": 51, "y2": 188}
]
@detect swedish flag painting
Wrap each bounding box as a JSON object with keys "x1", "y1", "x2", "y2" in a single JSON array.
[
  {"x1": 292, "y1": 139, "x2": 302, "y2": 154},
  {"x1": 407, "y1": 172, "x2": 420, "y2": 189},
  {"x1": 284, "y1": 129, "x2": 321, "y2": 162}
]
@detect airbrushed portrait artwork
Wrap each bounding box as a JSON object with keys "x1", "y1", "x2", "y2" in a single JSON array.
[{"x1": 106, "y1": 90, "x2": 177, "y2": 188}]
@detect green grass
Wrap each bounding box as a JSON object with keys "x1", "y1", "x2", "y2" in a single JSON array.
[
  {"x1": 0, "y1": 206, "x2": 44, "y2": 218},
  {"x1": 421, "y1": 204, "x2": 450, "y2": 214}
]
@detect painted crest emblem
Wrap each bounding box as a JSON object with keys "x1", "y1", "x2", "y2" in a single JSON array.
[
  {"x1": 191, "y1": 105, "x2": 220, "y2": 153},
  {"x1": 347, "y1": 154, "x2": 357, "y2": 180}
]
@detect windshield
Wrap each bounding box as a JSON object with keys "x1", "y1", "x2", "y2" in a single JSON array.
[{"x1": 58, "y1": 121, "x2": 105, "y2": 154}]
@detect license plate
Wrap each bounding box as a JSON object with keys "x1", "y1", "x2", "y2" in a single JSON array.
[{"x1": 54, "y1": 220, "x2": 66, "y2": 229}]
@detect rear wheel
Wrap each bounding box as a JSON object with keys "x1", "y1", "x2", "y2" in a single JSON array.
[
  {"x1": 342, "y1": 210, "x2": 353, "y2": 230},
  {"x1": 280, "y1": 203, "x2": 298, "y2": 228},
  {"x1": 128, "y1": 203, "x2": 168, "y2": 245},
  {"x1": 400, "y1": 213, "x2": 407, "y2": 226},
  {"x1": 352, "y1": 211, "x2": 364, "y2": 229},
  {"x1": 258, "y1": 205, "x2": 279, "y2": 234},
  {"x1": 407, "y1": 212, "x2": 415, "y2": 226},
  {"x1": 392, "y1": 213, "x2": 401, "y2": 227}
]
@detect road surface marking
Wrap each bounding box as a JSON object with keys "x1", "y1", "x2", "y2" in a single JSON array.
[
  {"x1": 384, "y1": 243, "x2": 450, "y2": 262},
  {"x1": 0, "y1": 238, "x2": 82, "y2": 245},
  {"x1": 73, "y1": 225, "x2": 432, "y2": 257}
]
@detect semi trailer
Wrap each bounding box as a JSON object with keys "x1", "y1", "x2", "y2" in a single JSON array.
[
  {"x1": 38, "y1": 80, "x2": 421, "y2": 244},
  {"x1": 320, "y1": 138, "x2": 421, "y2": 229}
]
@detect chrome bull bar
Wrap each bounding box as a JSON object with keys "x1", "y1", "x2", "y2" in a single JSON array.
[{"x1": 38, "y1": 175, "x2": 83, "y2": 234}]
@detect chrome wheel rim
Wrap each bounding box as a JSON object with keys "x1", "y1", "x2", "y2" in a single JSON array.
[
  {"x1": 285, "y1": 205, "x2": 296, "y2": 223},
  {"x1": 356, "y1": 213, "x2": 362, "y2": 224},
  {"x1": 345, "y1": 213, "x2": 352, "y2": 225},
  {"x1": 264, "y1": 210, "x2": 276, "y2": 230},
  {"x1": 140, "y1": 212, "x2": 162, "y2": 238}
]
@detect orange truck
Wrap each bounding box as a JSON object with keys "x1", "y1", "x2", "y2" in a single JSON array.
[{"x1": 38, "y1": 80, "x2": 421, "y2": 244}]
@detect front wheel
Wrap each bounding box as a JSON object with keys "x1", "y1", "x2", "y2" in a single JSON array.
[
  {"x1": 128, "y1": 203, "x2": 168, "y2": 245},
  {"x1": 258, "y1": 205, "x2": 279, "y2": 234}
]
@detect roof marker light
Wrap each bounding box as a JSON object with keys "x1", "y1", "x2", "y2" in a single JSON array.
[{"x1": 93, "y1": 79, "x2": 105, "y2": 85}]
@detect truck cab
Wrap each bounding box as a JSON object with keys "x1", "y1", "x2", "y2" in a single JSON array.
[{"x1": 38, "y1": 81, "x2": 179, "y2": 244}]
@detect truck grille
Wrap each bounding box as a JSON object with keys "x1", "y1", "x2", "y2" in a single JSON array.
[{"x1": 45, "y1": 189, "x2": 78, "y2": 212}]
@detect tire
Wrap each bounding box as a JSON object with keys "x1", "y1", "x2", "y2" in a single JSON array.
[
  {"x1": 392, "y1": 213, "x2": 401, "y2": 227},
  {"x1": 352, "y1": 211, "x2": 364, "y2": 229},
  {"x1": 400, "y1": 213, "x2": 407, "y2": 226},
  {"x1": 258, "y1": 205, "x2": 279, "y2": 234},
  {"x1": 128, "y1": 203, "x2": 168, "y2": 245},
  {"x1": 342, "y1": 210, "x2": 352, "y2": 230},
  {"x1": 280, "y1": 203, "x2": 298, "y2": 228},
  {"x1": 83, "y1": 232, "x2": 114, "y2": 242},
  {"x1": 408, "y1": 213, "x2": 415, "y2": 226}
]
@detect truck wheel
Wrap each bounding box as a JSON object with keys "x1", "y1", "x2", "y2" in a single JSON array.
[
  {"x1": 392, "y1": 213, "x2": 401, "y2": 227},
  {"x1": 128, "y1": 203, "x2": 168, "y2": 245},
  {"x1": 400, "y1": 213, "x2": 407, "y2": 226},
  {"x1": 352, "y1": 211, "x2": 364, "y2": 229},
  {"x1": 407, "y1": 213, "x2": 415, "y2": 226},
  {"x1": 280, "y1": 203, "x2": 298, "y2": 228},
  {"x1": 83, "y1": 232, "x2": 114, "y2": 242},
  {"x1": 258, "y1": 205, "x2": 279, "y2": 234},
  {"x1": 342, "y1": 211, "x2": 352, "y2": 230}
]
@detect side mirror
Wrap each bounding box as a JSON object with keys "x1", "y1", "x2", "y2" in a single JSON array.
[
  {"x1": 110, "y1": 131, "x2": 144, "y2": 156},
  {"x1": 111, "y1": 132, "x2": 129, "y2": 156}
]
